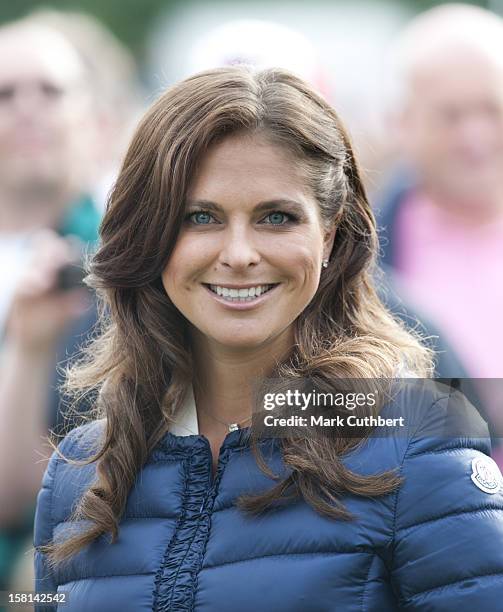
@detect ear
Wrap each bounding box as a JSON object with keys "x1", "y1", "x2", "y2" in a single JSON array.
[{"x1": 323, "y1": 224, "x2": 337, "y2": 261}]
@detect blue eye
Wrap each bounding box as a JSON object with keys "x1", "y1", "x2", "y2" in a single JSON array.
[
  {"x1": 264, "y1": 212, "x2": 290, "y2": 225},
  {"x1": 187, "y1": 211, "x2": 214, "y2": 224}
]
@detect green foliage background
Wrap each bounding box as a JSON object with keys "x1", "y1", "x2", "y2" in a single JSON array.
[{"x1": 0, "y1": 0, "x2": 489, "y2": 63}]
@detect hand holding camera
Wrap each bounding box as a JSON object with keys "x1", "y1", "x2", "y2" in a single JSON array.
[{"x1": 4, "y1": 229, "x2": 92, "y2": 353}]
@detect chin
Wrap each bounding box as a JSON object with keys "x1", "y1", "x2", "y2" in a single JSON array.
[{"x1": 210, "y1": 330, "x2": 272, "y2": 351}]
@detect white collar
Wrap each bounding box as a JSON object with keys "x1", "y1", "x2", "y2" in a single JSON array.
[{"x1": 169, "y1": 386, "x2": 200, "y2": 436}]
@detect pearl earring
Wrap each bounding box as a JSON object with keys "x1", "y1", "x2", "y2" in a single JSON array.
[{"x1": 322, "y1": 259, "x2": 329, "y2": 268}]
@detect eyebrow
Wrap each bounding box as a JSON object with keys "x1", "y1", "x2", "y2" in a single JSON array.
[{"x1": 185, "y1": 199, "x2": 307, "y2": 215}]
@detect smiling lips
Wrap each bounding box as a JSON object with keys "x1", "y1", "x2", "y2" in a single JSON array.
[{"x1": 204, "y1": 283, "x2": 279, "y2": 303}]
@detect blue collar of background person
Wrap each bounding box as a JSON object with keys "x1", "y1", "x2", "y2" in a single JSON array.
[{"x1": 57, "y1": 194, "x2": 101, "y2": 244}]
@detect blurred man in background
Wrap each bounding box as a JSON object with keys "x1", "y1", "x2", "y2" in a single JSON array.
[
  {"x1": 0, "y1": 19, "x2": 102, "y2": 324},
  {"x1": 377, "y1": 3, "x2": 503, "y2": 459},
  {"x1": 0, "y1": 13, "x2": 139, "y2": 595}
]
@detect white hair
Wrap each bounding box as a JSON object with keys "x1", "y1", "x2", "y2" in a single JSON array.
[
  {"x1": 385, "y1": 3, "x2": 503, "y2": 112},
  {"x1": 0, "y1": 20, "x2": 86, "y2": 85}
]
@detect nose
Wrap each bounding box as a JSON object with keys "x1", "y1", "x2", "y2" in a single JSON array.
[
  {"x1": 217, "y1": 221, "x2": 261, "y2": 270},
  {"x1": 9, "y1": 82, "x2": 60, "y2": 122}
]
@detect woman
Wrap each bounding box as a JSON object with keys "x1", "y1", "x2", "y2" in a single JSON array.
[{"x1": 34, "y1": 67, "x2": 503, "y2": 611}]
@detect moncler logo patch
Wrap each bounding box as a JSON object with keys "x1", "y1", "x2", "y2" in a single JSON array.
[{"x1": 470, "y1": 456, "x2": 502, "y2": 494}]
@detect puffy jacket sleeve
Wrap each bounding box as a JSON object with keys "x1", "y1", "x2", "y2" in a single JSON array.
[
  {"x1": 33, "y1": 426, "x2": 86, "y2": 611},
  {"x1": 390, "y1": 391, "x2": 503, "y2": 610}
]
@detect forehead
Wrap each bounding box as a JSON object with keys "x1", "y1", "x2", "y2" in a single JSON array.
[
  {"x1": 0, "y1": 26, "x2": 85, "y2": 87},
  {"x1": 187, "y1": 133, "x2": 311, "y2": 201},
  {"x1": 408, "y1": 46, "x2": 503, "y2": 106}
]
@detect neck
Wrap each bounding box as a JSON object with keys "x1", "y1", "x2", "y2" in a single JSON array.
[
  {"x1": 424, "y1": 186, "x2": 503, "y2": 225},
  {"x1": 0, "y1": 185, "x2": 76, "y2": 233},
  {"x1": 191, "y1": 329, "x2": 294, "y2": 428}
]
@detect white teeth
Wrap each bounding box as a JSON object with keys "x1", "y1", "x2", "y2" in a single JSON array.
[{"x1": 207, "y1": 283, "x2": 277, "y2": 300}]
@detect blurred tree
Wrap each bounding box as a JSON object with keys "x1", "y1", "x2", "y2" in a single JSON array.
[{"x1": 0, "y1": 0, "x2": 179, "y2": 62}]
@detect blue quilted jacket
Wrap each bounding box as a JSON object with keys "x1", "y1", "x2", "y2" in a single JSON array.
[{"x1": 34, "y1": 382, "x2": 503, "y2": 611}]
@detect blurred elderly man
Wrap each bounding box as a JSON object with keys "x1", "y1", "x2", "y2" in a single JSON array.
[
  {"x1": 0, "y1": 13, "x2": 100, "y2": 483},
  {"x1": 378, "y1": 4, "x2": 503, "y2": 383}
]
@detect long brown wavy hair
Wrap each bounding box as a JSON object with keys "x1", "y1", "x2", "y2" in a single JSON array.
[{"x1": 41, "y1": 66, "x2": 433, "y2": 567}]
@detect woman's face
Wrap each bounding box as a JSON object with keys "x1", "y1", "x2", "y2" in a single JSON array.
[{"x1": 162, "y1": 132, "x2": 335, "y2": 351}]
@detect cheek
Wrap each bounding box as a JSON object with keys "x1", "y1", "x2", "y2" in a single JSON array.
[
  {"x1": 492, "y1": 132, "x2": 503, "y2": 154},
  {"x1": 161, "y1": 235, "x2": 210, "y2": 294},
  {"x1": 292, "y1": 248, "x2": 319, "y2": 278},
  {"x1": 162, "y1": 254, "x2": 190, "y2": 299},
  {"x1": 271, "y1": 239, "x2": 321, "y2": 292}
]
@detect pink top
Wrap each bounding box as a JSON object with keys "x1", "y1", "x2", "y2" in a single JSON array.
[{"x1": 395, "y1": 192, "x2": 503, "y2": 379}]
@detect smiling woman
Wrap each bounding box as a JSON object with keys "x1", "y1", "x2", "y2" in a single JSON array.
[{"x1": 33, "y1": 67, "x2": 503, "y2": 611}]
